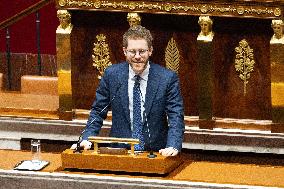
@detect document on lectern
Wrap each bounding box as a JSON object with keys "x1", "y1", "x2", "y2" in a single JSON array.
[{"x1": 14, "y1": 160, "x2": 49, "y2": 171}]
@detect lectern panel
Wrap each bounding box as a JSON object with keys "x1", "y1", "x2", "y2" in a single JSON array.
[{"x1": 61, "y1": 149, "x2": 182, "y2": 174}]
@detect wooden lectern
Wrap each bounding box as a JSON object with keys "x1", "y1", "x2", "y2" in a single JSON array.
[{"x1": 61, "y1": 137, "x2": 182, "y2": 174}]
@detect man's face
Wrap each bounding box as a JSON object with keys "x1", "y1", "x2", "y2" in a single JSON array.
[{"x1": 123, "y1": 39, "x2": 153, "y2": 75}]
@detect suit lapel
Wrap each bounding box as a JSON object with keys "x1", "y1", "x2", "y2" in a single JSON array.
[
  {"x1": 144, "y1": 63, "x2": 160, "y2": 122},
  {"x1": 118, "y1": 63, "x2": 131, "y2": 124}
]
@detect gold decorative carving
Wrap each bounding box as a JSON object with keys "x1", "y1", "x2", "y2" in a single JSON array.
[
  {"x1": 200, "y1": 5, "x2": 208, "y2": 14},
  {"x1": 92, "y1": 34, "x2": 112, "y2": 79},
  {"x1": 270, "y1": 19, "x2": 284, "y2": 44},
  {"x1": 165, "y1": 37, "x2": 180, "y2": 73},
  {"x1": 57, "y1": 0, "x2": 282, "y2": 18},
  {"x1": 197, "y1": 16, "x2": 214, "y2": 42},
  {"x1": 58, "y1": 0, "x2": 67, "y2": 6},
  {"x1": 235, "y1": 39, "x2": 255, "y2": 96},
  {"x1": 237, "y1": 6, "x2": 245, "y2": 15},
  {"x1": 127, "y1": 13, "x2": 141, "y2": 27},
  {"x1": 128, "y1": 2, "x2": 136, "y2": 10},
  {"x1": 164, "y1": 4, "x2": 172, "y2": 12},
  {"x1": 274, "y1": 8, "x2": 281, "y2": 17},
  {"x1": 56, "y1": 10, "x2": 73, "y2": 34}
]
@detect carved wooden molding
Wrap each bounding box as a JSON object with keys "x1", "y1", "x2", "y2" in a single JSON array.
[{"x1": 56, "y1": 0, "x2": 282, "y2": 18}]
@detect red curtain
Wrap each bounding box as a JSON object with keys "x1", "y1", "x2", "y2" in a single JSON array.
[{"x1": 0, "y1": 0, "x2": 59, "y2": 54}]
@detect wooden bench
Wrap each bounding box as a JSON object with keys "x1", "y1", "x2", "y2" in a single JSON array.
[
  {"x1": 0, "y1": 75, "x2": 59, "y2": 119},
  {"x1": 21, "y1": 75, "x2": 58, "y2": 95}
]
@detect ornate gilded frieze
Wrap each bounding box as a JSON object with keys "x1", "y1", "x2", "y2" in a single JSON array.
[
  {"x1": 56, "y1": 0, "x2": 281, "y2": 18},
  {"x1": 234, "y1": 39, "x2": 255, "y2": 96},
  {"x1": 165, "y1": 37, "x2": 180, "y2": 73},
  {"x1": 92, "y1": 34, "x2": 112, "y2": 79}
]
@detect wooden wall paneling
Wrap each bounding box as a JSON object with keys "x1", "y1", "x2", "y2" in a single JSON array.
[
  {"x1": 212, "y1": 18, "x2": 272, "y2": 120},
  {"x1": 71, "y1": 11, "x2": 128, "y2": 109},
  {"x1": 71, "y1": 12, "x2": 200, "y2": 115},
  {"x1": 143, "y1": 14, "x2": 199, "y2": 116},
  {"x1": 0, "y1": 52, "x2": 56, "y2": 91},
  {"x1": 69, "y1": 10, "x2": 275, "y2": 122}
]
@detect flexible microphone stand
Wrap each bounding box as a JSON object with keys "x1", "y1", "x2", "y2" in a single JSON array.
[
  {"x1": 74, "y1": 129, "x2": 85, "y2": 153},
  {"x1": 74, "y1": 83, "x2": 122, "y2": 153}
]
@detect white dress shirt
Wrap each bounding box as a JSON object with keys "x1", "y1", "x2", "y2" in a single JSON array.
[{"x1": 128, "y1": 62, "x2": 150, "y2": 131}]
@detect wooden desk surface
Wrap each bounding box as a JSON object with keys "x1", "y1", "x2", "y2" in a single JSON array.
[
  {"x1": 0, "y1": 149, "x2": 62, "y2": 172},
  {"x1": 1, "y1": 149, "x2": 284, "y2": 188}
]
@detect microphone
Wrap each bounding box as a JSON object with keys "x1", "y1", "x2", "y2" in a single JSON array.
[
  {"x1": 74, "y1": 129, "x2": 86, "y2": 153},
  {"x1": 74, "y1": 82, "x2": 122, "y2": 153},
  {"x1": 138, "y1": 86, "x2": 157, "y2": 158}
]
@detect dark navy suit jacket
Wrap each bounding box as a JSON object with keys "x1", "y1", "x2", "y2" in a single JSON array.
[{"x1": 82, "y1": 62, "x2": 185, "y2": 151}]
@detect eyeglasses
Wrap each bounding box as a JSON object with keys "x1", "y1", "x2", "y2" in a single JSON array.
[{"x1": 126, "y1": 49, "x2": 148, "y2": 57}]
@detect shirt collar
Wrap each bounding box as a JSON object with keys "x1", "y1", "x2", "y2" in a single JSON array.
[{"x1": 129, "y1": 61, "x2": 150, "y2": 81}]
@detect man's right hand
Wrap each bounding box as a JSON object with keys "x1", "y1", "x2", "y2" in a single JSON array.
[{"x1": 70, "y1": 140, "x2": 92, "y2": 150}]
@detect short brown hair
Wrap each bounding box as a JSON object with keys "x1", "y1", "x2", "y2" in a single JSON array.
[{"x1": 123, "y1": 25, "x2": 153, "y2": 48}]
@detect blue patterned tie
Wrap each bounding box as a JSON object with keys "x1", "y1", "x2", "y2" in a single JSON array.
[{"x1": 132, "y1": 75, "x2": 145, "y2": 151}]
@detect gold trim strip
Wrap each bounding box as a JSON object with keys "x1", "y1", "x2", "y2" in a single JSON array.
[{"x1": 56, "y1": 0, "x2": 281, "y2": 18}]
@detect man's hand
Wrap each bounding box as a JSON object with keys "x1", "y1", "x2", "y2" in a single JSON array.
[
  {"x1": 159, "y1": 147, "x2": 179, "y2": 156},
  {"x1": 70, "y1": 140, "x2": 92, "y2": 150}
]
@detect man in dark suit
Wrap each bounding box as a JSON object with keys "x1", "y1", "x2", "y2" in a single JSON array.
[{"x1": 74, "y1": 26, "x2": 184, "y2": 156}]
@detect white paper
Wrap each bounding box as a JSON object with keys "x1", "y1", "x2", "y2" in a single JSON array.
[{"x1": 14, "y1": 160, "x2": 49, "y2": 171}]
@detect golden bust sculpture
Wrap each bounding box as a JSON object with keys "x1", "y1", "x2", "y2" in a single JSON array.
[
  {"x1": 127, "y1": 13, "x2": 141, "y2": 28},
  {"x1": 197, "y1": 16, "x2": 214, "y2": 42},
  {"x1": 270, "y1": 19, "x2": 284, "y2": 44},
  {"x1": 57, "y1": 10, "x2": 73, "y2": 33}
]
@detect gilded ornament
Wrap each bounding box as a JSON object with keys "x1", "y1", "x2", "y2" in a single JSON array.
[
  {"x1": 270, "y1": 19, "x2": 284, "y2": 44},
  {"x1": 197, "y1": 16, "x2": 214, "y2": 42},
  {"x1": 94, "y1": 1, "x2": 101, "y2": 8},
  {"x1": 112, "y1": 2, "x2": 117, "y2": 8},
  {"x1": 128, "y1": 2, "x2": 136, "y2": 10},
  {"x1": 165, "y1": 37, "x2": 180, "y2": 73},
  {"x1": 274, "y1": 8, "x2": 281, "y2": 17},
  {"x1": 58, "y1": 0, "x2": 67, "y2": 6},
  {"x1": 56, "y1": 10, "x2": 73, "y2": 33},
  {"x1": 58, "y1": 0, "x2": 281, "y2": 18},
  {"x1": 234, "y1": 39, "x2": 255, "y2": 96},
  {"x1": 200, "y1": 5, "x2": 208, "y2": 14},
  {"x1": 92, "y1": 34, "x2": 112, "y2": 79},
  {"x1": 164, "y1": 4, "x2": 172, "y2": 12},
  {"x1": 127, "y1": 13, "x2": 141, "y2": 28},
  {"x1": 183, "y1": 6, "x2": 189, "y2": 11},
  {"x1": 237, "y1": 6, "x2": 245, "y2": 15}
]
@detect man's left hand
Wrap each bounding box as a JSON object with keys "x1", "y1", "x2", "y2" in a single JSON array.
[{"x1": 159, "y1": 147, "x2": 179, "y2": 156}]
